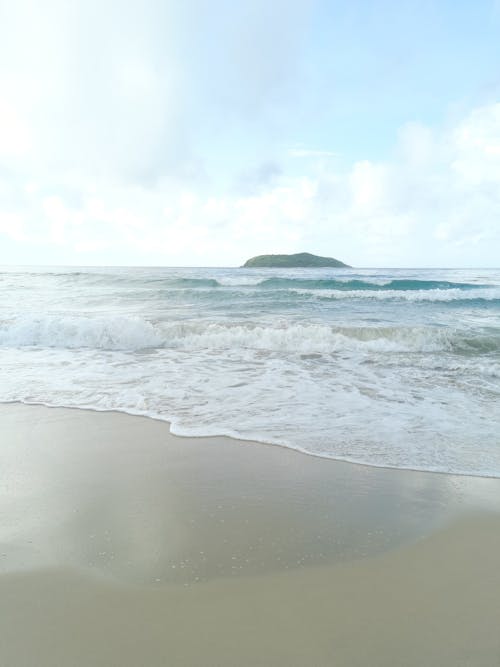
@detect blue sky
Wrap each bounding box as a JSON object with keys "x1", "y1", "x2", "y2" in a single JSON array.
[{"x1": 1, "y1": 0, "x2": 500, "y2": 266}]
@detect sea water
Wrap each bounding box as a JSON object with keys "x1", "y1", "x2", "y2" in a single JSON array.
[{"x1": 1, "y1": 265, "x2": 499, "y2": 477}]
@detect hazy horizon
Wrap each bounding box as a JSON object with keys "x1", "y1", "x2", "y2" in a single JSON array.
[{"x1": 1, "y1": 262, "x2": 500, "y2": 270}]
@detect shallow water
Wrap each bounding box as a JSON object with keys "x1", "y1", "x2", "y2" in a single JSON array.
[{"x1": 1, "y1": 265, "x2": 499, "y2": 476}]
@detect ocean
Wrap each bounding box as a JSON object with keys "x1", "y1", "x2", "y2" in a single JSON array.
[{"x1": 1, "y1": 265, "x2": 499, "y2": 477}]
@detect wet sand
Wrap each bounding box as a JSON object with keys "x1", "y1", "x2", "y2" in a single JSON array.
[{"x1": 1, "y1": 403, "x2": 500, "y2": 666}]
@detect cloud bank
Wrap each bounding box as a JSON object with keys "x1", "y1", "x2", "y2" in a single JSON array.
[{"x1": 0, "y1": 1, "x2": 499, "y2": 266}]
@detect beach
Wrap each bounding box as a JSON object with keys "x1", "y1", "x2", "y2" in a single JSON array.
[
  {"x1": 1, "y1": 403, "x2": 500, "y2": 667},
  {"x1": 2, "y1": 2, "x2": 500, "y2": 663}
]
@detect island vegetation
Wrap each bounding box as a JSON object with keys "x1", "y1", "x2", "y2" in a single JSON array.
[{"x1": 242, "y1": 252, "x2": 350, "y2": 268}]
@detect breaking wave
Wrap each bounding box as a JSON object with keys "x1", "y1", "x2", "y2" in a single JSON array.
[
  {"x1": 2, "y1": 266, "x2": 500, "y2": 478},
  {"x1": 0, "y1": 315, "x2": 161, "y2": 350},
  {"x1": 1, "y1": 314, "x2": 499, "y2": 354},
  {"x1": 257, "y1": 278, "x2": 487, "y2": 291}
]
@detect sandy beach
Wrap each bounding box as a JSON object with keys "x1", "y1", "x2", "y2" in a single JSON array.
[{"x1": 1, "y1": 403, "x2": 500, "y2": 666}]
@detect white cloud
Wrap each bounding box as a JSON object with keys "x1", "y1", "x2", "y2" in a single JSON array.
[
  {"x1": 0, "y1": 212, "x2": 27, "y2": 242},
  {"x1": 451, "y1": 104, "x2": 500, "y2": 184},
  {"x1": 2, "y1": 102, "x2": 500, "y2": 266},
  {"x1": 0, "y1": 100, "x2": 32, "y2": 158},
  {"x1": 0, "y1": 1, "x2": 499, "y2": 267},
  {"x1": 289, "y1": 148, "x2": 338, "y2": 158},
  {"x1": 0, "y1": 0, "x2": 313, "y2": 189},
  {"x1": 349, "y1": 161, "x2": 388, "y2": 213}
]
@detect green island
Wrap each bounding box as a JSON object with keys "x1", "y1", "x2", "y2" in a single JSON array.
[{"x1": 242, "y1": 252, "x2": 350, "y2": 268}]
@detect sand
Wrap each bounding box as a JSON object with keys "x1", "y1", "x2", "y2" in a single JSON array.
[{"x1": 1, "y1": 403, "x2": 500, "y2": 666}]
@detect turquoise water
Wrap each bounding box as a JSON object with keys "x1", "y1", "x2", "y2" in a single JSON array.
[{"x1": 1, "y1": 266, "x2": 499, "y2": 476}]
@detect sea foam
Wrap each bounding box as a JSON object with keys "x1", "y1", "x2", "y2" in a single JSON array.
[
  {"x1": 1, "y1": 314, "x2": 499, "y2": 355},
  {"x1": 1, "y1": 265, "x2": 499, "y2": 477}
]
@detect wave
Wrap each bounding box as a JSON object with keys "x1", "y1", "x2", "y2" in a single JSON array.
[
  {"x1": 168, "y1": 322, "x2": 500, "y2": 355},
  {"x1": 2, "y1": 314, "x2": 500, "y2": 354},
  {"x1": 302, "y1": 289, "x2": 500, "y2": 303},
  {"x1": 257, "y1": 278, "x2": 486, "y2": 291},
  {"x1": 0, "y1": 315, "x2": 162, "y2": 350},
  {"x1": 161, "y1": 286, "x2": 500, "y2": 304},
  {"x1": 81, "y1": 275, "x2": 223, "y2": 289},
  {"x1": 3, "y1": 271, "x2": 492, "y2": 293},
  {"x1": 0, "y1": 271, "x2": 223, "y2": 289},
  {"x1": 166, "y1": 278, "x2": 220, "y2": 288}
]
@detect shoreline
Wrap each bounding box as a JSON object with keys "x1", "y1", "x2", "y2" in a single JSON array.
[
  {"x1": 4, "y1": 399, "x2": 499, "y2": 480},
  {"x1": 1, "y1": 402, "x2": 500, "y2": 666}
]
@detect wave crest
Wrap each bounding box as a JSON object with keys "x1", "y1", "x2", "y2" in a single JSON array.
[
  {"x1": 0, "y1": 315, "x2": 161, "y2": 350},
  {"x1": 2, "y1": 315, "x2": 499, "y2": 354},
  {"x1": 257, "y1": 278, "x2": 485, "y2": 291}
]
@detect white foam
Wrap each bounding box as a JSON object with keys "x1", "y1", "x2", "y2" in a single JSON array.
[
  {"x1": 1, "y1": 341, "x2": 499, "y2": 478},
  {"x1": 0, "y1": 315, "x2": 485, "y2": 354},
  {"x1": 292, "y1": 287, "x2": 500, "y2": 301},
  {"x1": 0, "y1": 314, "x2": 162, "y2": 350},
  {"x1": 1, "y1": 266, "x2": 500, "y2": 478}
]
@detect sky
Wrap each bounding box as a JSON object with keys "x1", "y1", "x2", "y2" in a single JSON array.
[{"x1": 1, "y1": 0, "x2": 500, "y2": 267}]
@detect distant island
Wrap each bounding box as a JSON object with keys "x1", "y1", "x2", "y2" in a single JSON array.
[{"x1": 242, "y1": 252, "x2": 350, "y2": 268}]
